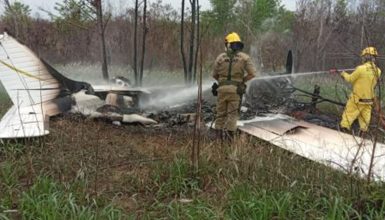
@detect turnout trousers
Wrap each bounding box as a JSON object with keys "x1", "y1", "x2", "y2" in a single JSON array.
[
  {"x1": 215, "y1": 91, "x2": 240, "y2": 132},
  {"x1": 340, "y1": 97, "x2": 372, "y2": 132}
]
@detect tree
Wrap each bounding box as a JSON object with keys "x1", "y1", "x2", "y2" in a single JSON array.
[
  {"x1": 180, "y1": 0, "x2": 188, "y2": 83},
  {"x1": 180, "y1": 0, "x2": 200, "y2": 85},
  {"x1": 92, "y1": 0, "x2": 109, "y2": 81},
  {"x1": 251, "y1": 0, "x2": 280, "y2": 30},
  {"x1": 139, "y1": 0, "x2": 148, "y2": 86},
  {"x1": 208, "y1": 0, "x2": 236, "y2": 33},
  {"x1": 2, "y1": 0, "x2": 32, "y2": 41},
  {"x1": 187, "y1": 0, "x2": 197, "y2": 84},
  {"x1": 133, "y1": 0, "x2": 139, "y2": 85},
  {"x1": 132, "y1": 0, "x2": 148, "y2": 86},
  {"x1": 53, "y1": 0, "x2": 93, "y2": 31},
  {"x1": 53, "y1": 0, "x2": 110, "y2": 80}
]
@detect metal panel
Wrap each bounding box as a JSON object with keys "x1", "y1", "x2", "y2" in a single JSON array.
[
  {"x1": 245, "y1": 119, "x2": 307, "y2": 135},
  {"x1": 239, "y1": 116, "x2": 385, "y2": 181},
  {"x1": 0, "y1": 105, "x2": 48, "y2": 138}
]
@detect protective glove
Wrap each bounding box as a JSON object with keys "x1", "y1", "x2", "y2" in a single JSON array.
[
  {"x1": 211, "y1": 82, "x2": 218, "y2": 96},
  {"x1": 329, "y1": 68, "x2": 340, "y2": 75}
]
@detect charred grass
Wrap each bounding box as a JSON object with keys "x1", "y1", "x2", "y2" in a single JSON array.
[{"x1": 1, "y1": 115, "x2": 385, "y2": 219}]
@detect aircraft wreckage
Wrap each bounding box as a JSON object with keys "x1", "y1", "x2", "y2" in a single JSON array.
[
  {"x1": 1, "y1": 33, "x2": 385, "y2": 181},
  {"x1": 0, "y1": 33, "x2": 156, "y2": 138}
]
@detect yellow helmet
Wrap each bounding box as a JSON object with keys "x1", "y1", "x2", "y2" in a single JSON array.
[
  {"x1": 361, "y1": 47, "x2": 378, "y2": 57},
  {"x1": 225, "y1": 32, "x2": 241, "y2": 44}
]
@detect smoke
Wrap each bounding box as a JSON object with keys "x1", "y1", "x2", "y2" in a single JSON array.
[
  {"x1": 55, "y1": 62, "x2": 132, "y2": 85},
  {"x1": 141, "y1": 82, "x2": 213, "y2": 109}
]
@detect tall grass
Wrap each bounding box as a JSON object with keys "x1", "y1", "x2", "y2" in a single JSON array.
[
  {"x1": 153, "y1": 157, "x2": 201, "y2": 199},
  {"x1": 142, "y1": 138, "x2": 385, "y2": 219},
  {"x1": 164, "y1": 199, "x2": 218, "y2": 219},
  {"x1": 19, "y1": 177, "x2": 125, "y2": 220},
  {"x1": 2, "y1": 107, "x2": 385, "y2": 218},
  {"x1": 0, "y1": 161, "x2": 126, "y2": 220}
]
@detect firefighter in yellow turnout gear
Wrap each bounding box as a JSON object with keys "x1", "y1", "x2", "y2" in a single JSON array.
[
  {"x1": 212, "y1": 32, "x2": 257, "y2": 139},
  {"x1": 340, "y1": 47, "x2": 382, "y2": 132}
]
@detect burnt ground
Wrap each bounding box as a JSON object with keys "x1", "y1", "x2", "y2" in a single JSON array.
[{"x1": 142, "y1": 96, "x2": 342, "y2": 130}]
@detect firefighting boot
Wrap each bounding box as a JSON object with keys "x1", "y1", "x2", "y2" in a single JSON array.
[
  {"x1": 338, "y1": 125, "x2": 350, "y2": 134},
  {"x1": 357, "y1": 130, "x2": 366, "y2": 138}
]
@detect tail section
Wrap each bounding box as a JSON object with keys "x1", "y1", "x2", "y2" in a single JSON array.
[
  {"x1": 0, "y1": 33, "x2": 67, "y2": 138},
  {"x1": 0, "y1": 33, "x2": 62, "y2": 112}
]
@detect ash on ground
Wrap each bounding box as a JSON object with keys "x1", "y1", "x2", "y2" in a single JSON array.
[
  {"x1": 140, "y1": 78, "x2": 339, "y2": 129},
  {"x1": 145, "y1": 100, "x2": 215, "y2": 127},
  {"x1": 143, "y1": 93, "x2": 340, "y2": 130}
]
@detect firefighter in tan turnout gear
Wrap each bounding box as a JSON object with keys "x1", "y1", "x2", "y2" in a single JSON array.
[
  {"x1": 338, "y1": 47, "x2": 382, "y2": 134},
  {"x1": 212, "y1": 32, "x2": 257, "y2": 140}
]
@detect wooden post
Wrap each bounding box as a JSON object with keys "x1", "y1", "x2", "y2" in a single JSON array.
[{"x1": 310, "y1": 85, "x2": 320, "y2": 113}]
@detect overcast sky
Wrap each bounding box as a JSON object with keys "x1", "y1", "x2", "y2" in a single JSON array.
[{"x1": 7, "y1": 0, "x2": 297, "y2": 17}]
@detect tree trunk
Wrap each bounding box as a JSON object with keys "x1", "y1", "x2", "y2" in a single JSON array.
[
  {"x1": 139, "y1": 0, "x2": 147, "y2": 86},
  {"x1": 180, "y1": 0, "x2": 188, "y2": 84},
  {"x1": 193, "y1": 0, "x2": 200, "y2": 83},
  {"x1": 133, "y1": 0, "x2": 139, "y2": 86},
  {"x1": 188, "y1": 0, "x2": 196, "y2": 85},
  {"x1": 315, "y1": 12, "x2": 324, "y2": 70},
  {"x1": 95, "y1": 0, "x2": 109, "y2": 80}
]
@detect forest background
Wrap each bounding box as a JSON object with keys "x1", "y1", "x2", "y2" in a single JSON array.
[{"x1": 1, "y1": 0, "x2": 384, "y2": 86}]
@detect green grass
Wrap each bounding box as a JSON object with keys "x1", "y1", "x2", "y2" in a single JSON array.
[
  {"x1": 223, "y1": 184, "x2": 375, "y2": 219},
  {"x1": 19, "y1": 177, "x2": 125, "y2": 220},
  {"x1": 2, "y1": 127, "x2": 385, "y2": 219},
  {"x1": 153, "y1": 156, "x2": 201, "y2": 199},
  {"x1": 0, "y1": 173, "x2": 126, "y2": 220},
  {"x1": 138, "y1": 138, "x2": 385, "y2": 219}
]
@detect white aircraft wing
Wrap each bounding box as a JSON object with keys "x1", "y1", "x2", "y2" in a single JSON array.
[{"x1": 238, "y1": 114, "x2": 385, "y2": 181}]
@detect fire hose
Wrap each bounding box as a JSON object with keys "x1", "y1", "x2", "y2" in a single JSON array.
[{"x1": 290, "y1": 86, "x2": 345, "y2": 106}]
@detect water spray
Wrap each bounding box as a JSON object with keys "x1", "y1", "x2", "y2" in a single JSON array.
[
  {"x1": 250, "y1": 68, "x2": 355, "y2": 82},
  {"x1": 142, "y1": 82, "x2": 212, "y2": 109}
]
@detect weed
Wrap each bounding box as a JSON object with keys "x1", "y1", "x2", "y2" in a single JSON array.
[
  {"x1": 0, "y1": 143, "x2": 25, "y2": 159},
  {"x1": 225, "y1": 184, "x2": 290, "y2": 219},
  {"x1": 0, "y1": 161, "x2": 22, "y2": 209},
  {"x1": 18, "y1": 176, "x2": 125, "y2": 220},
  {"x1": 154, "y1": 157, "x2": 201, "y2": 199},
  {"x1": 165, "y1": 199, "x2": 218, "y2": 219}
]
